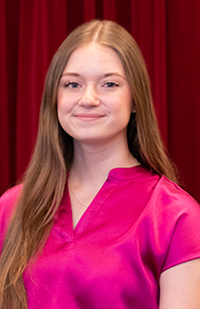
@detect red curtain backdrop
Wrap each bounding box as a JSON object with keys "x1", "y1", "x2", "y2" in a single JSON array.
[{"x1": 0, "y1": 0, "x2": 200, "y2": 202}]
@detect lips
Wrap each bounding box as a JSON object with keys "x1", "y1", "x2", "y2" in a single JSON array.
[{"x1": 75, "y1": 113, "x2": 104, "y2": 121}]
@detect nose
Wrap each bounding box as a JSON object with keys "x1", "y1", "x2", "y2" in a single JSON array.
[{"x1": 78, "y1": 85, "x2": 100, "y2": 107}]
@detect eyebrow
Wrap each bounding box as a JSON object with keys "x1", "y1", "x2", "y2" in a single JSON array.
[
  {"x1": 61, "y1": 72, "x2": 126, "y2": 80},
  {"x1": 61, "y1": 72, "x2": 79, "y2": 77},
  {"x1": 104, "y1": 72, "x2": 126, "y2": 80}
]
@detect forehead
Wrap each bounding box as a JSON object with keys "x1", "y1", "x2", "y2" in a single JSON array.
[{"x1": 63, "y1": 43, "x2": 125, "y2": 74}]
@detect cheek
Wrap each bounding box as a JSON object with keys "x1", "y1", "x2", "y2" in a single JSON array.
[
  {"x1": 116, "y1": 93, "x2": 133, "y2": 117},
  {"x1": 57, "y1": 107, "x2": 71, "y2": 136},
  {"x1": 57, "y1": 101, "x2": 64, "y2": 124},
  {"x1": 57, "y1": 92, "x2": 70, "y2": 119},
  {"x1": 57, "y1": 98, "x2": 68, "y2": 130},
  {"x1": 57, "y1": 100, "x2": 65, "y2": 114},
  {"x1": 111, "y1": 105, "x2": 132, "y2": 130}
]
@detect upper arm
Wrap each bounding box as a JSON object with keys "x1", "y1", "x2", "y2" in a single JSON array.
[{"x1": 159, "y1": 258, "x2": 200, "y2": 309}]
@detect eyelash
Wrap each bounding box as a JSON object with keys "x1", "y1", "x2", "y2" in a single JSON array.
[
  {"x1": 64, "y1": 82, "x2": 80, "y2": 88},
  {"x1": 103, "y1": 81, "x2": 119, "y2": 88},
  {"x1": 63, "y1": 81, "x2": 119, "y2": 89}
]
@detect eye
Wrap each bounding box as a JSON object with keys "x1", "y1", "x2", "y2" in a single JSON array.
[
  {"x1": 64, "y1": 82, "x2": 80, "y2": 89},
  {"x1": 104, "y1": 81, "x2": 119, "y2": 88}
]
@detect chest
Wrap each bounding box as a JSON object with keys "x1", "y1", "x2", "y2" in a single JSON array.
[
  {"x1": 23, "y1": 212, "x2": 159, "y2": 309},
  {"x1": 23, "y1": 174, "x2": 162, "y2": 308},
  {"x1": 68, "y1": 184, "x2": 102, "y2": 229}
]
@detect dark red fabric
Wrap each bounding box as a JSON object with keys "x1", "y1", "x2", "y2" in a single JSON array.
[
  {"x1": 16, "y1": 0, "x2": 68, "y2": 178},
  {"x1": 0, "y1": 0, "x2": 9, "y2": 191},
  {"x1": 166, "y1": 0, "x2": 200, "y2": 201},
  {"x1": 131, "y1": 0, "x2": 168, "y2": 143},
  {"x1": 1, "y1": 0, "x2": 200, "y2": 202},
  {"x1": 84, "y1": 0, "x2": 95, "y2": 22}
]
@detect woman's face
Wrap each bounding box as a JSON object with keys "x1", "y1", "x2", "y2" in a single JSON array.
[{"x1": 57, "y1": 43, "x2": 133, "y2": 147}]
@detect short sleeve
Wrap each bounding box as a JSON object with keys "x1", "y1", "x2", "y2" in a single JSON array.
[
  {"x1": 162, "y1": 193, "x2": 200, "y2": 271},
  {"x1": 139, "y1": 176, "x2": 200, "y2": 278},
  {"x1": 152, "y1": 178, "x2": 200, "y2": 272}
]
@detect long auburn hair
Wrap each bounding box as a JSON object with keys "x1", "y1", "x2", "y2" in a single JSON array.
[{"x1": 0, "y1": 19, "x2": 178, "y2": 308}]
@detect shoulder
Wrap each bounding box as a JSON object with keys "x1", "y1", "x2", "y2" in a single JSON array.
[
  {"x1": 153, "y1": 176, "x2": 199, "y2": 212},
  {"x1": 0, "y1": 184, "x2": 23, "y2": 227},
  {"x1": 0, "y1": 184, "x2": 23, "y2": 208},
  {"x1": 146, "y1": 175, "x2": 200, "y2": 235},
  {"x1": 144, "y1": 176, "x2": 200, "y2": 272},
  {"x1": 0, "y1": 185, "x2": 23, "y2": 250}
]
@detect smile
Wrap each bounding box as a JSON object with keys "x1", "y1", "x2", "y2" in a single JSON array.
[{"x1": 75, "y1": 114, "x2": 105, "y2": 121}]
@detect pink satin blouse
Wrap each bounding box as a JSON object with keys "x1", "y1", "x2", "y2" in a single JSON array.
[{"x1": 1, "y1": 166, "x2": 200, "y2": 308}]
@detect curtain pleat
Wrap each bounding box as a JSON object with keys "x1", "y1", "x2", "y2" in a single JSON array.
[
  {"x1": 131, "y1": 0, "x2": 168, "y2": 143},
  {"x1": 16, "y1": 0, "x2": 68, "y2": 179},
  {"x1": 0, "y1": 0, "x2": 9, "y2": 192},
  {"x1": 1, "y1": 0, "x2": 200, "y2": 202},
  {"x1": 166, "y1": 0, "x2": 200, "y2": 197},
  {"x1": 103, "y1": 0, "x2": 117, "y2": 20},
  {"x1": 84, "y1": 0, "x2": 96, "y2": 21}
]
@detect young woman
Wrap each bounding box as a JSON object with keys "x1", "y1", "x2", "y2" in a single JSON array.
[{"x1": 0, "y1": 20, "x2": 200, "y2": 309}]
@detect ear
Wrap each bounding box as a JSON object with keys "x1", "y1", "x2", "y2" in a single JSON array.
[{"x1": 131, "y1": 103, "x2": 136, "y2": 113}]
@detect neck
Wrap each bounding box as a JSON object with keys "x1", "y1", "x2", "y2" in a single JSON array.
[{"x1": 69, "y1": 138, "x2": 139, "y2": 187}]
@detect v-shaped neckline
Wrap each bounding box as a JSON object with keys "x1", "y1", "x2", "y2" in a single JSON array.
[
  {"x1": 70, "y1": 177, "x2": 120, "y2": 236},
  {"x1": 55, "y1": 165, "x2": 145, "y2": 241}
]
